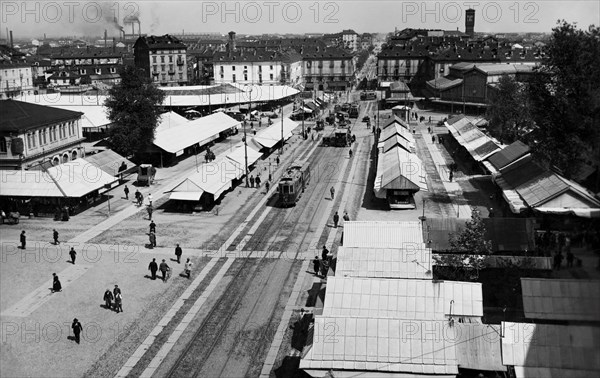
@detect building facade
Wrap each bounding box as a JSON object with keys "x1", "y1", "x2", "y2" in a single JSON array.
[
  {"x1": 0, "y1": 100, "x2": 85, "y2": 169},
  {"x1": 134, "y1": 35, "x2": 188, "y2": 86},
  {"x1": 0, "y1": 62, "x2": 34, "y2": 99},
  {"x1": 302, "y1": 46, "x2": 356, "y2": 91}
]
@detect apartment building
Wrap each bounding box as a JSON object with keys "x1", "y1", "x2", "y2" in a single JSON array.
[{"x1": 134, "y1": 35, "x2": 188, "y2": 86}]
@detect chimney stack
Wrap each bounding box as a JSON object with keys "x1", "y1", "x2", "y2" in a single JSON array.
[
  {"x1": 104, "y1": 30, "x2": 107, "y2": 48},
  {"x1": 227, "y1": 31, "x2": 236, "y2": 56},
  {"x1": 10, "y1": 30, "x2": 13, "y2": 48},
  {"x1": 112, "y1": 37, "x2": 116, "y2": 53}
]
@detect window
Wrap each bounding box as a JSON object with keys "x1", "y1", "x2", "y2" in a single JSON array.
[
  {"x1": 27, "y1": 134, "x2": 32, "y2": 149},
  {"x1": 270, "y1": 73, "x2": 273, "y2": 80},
  {"x1": 152, "y1": 56, "x2": 156, "y2": 63},
  {"x1": 110, "y1": 67, "x2": 116, "y2": 73},
  {"x1": 0, "y1": 137, "x2": 6, "y2": 153},
  {"x1": 95, "y1": 68, "x2": 101, "y2": 74},
  {"x1": 244, "y1": 74, "x2": 248, "y2": 81},
  {"x1": 270, "y1": 65, "x2": 273, "y2": 70},
  {"x1": 80, "y1": 69, "x2": 86, "y2": 74},
  {"x1": 232, "y1": 74, "x2": 236, "y2": 82},
  {"x1": 232, "y1": 66, "x2": 236, "y2": 71},
  {"x1": 179, "y1": 73, "x2": 183, "y2": 80},
  {"x1": 31, "y1": 132, "x2": 36, "y2": 147},
  {"x1": 39, "y1": 131, "x2": 43, "y2": 145},
  {"x1": 169, "y1": 56, "x2": 173, "y2": 63},
  {"x1": 160, "y1": 56, "x2": 165, "y2": 63},
  {"x1": 42, "y1": 129, "x2": 47, "y2": 144},
  {"x1": 161, "y1": 65, "x2": 166, "y2": 72},
  {"x1": 244, "y1": 65, "x2": 247, "y2": 69}
]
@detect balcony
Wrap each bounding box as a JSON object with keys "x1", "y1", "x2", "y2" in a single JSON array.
[
  {"x1": 168, "y1": 70, "x2": 176, "y2": 75},
  {"x1": 176, "y1": 59, "x2": 184, "y2": 66},
  {"x1": 152, "y1": 72, "x2": 159, "y2": 76}
]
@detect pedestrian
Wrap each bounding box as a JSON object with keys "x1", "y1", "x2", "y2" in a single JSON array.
[
  {"x1": 276, "y1": 156, "x2": 280, "y2": 165},
  {"x1": 149, "y1": 232, "x2": 156, "y2": 248},
  {"x1": 449, "y1": 170, "x2": 453, "y2": 182},
  {"x1": 147, "y1": 204, "x2": 153, "y2": 220},
  {"x1": 135, "y1": 189, "x2": 141, "y2": 203},
  {"x1": 439, "y1": 136, "x2": 444, "y2": 145},
  {"x1": 53, "y1": 229, "x2": 59, "y2": 245},
  {"x1": 114, "y1": 292, "x2": 123, "y2": 313},
  {"x1": 113, "y1": 284, "x2": 121, "y2": 297},
  {"x1": 333, "y1": 211, "x2": 339, "y2": 228},
  {"x1": 427, "y1": 126, "x2": 431, "y2": 134},
  {"x1": 255, "y1": 175, "x2": 261, "y2": 187},
  {"x1": 343, "y1": 211, "x2": 350, "y2": 222},
  {"x1": 566, "y1": 250, "x2": 574, "y2": 268},
  {"x1": 320, "y1": 259, "x2": 329, "y2": 277},
  {"x1": 322, "y1": 245, "x2": 329, "y2": 261},
  {"x1": 103, "y1": 288, "x2": 113, "y2": 309},
  {"x1": 148, "y1": 193, "x2": 153, "y2": 205},
  {"x1": 429, "y1": 116, "x2": 432, "y2": 123},
  {"x1": 249, "y1": 175, "x2": 255, "y2": 188},
  {"x1": 71, "y1": 318, "x2": 83, "y2": 344},
  {"x1": 20, "y1": 230, "x2": 26, "y2": 249},
  {"x1": 184, "y1": 258, "x2": 193, "y2": 279},
  {"x1": 175, "y1": 244, "x2": 182, "y2": 263},
  {"x1": 313, "y1": 256, "x2": 321, "y2": 277},
  {"x1": 149, "y1": 220, "x2": 156, "y2": 234},
  {"x1": 124, "y1": 185, "x2": 129, "y2": 200},
  {"x1": 265, "y1": 181, "x2": 270, "y2": 193},
  {"x1": 159, "y1": 259, "x2": 170, "y2": 282},
  {"x1": 330, "y1": 186, "x2": 335, "y2": 200},
  {"x1": 432, "y1": 135, "x2": 436, "y2": 144},
  {"x1": 148, "y1": 258, "x2": 158, "y2": 279},
  {"x1": 138, "y1": 193, "x2": 144, "y2": 207},
  {"x1": 52, "y1": 273, "x2": 62, "y2": 293},
  {"x1": 69, "y1": 247, "x2": 77, "y2": 264}
]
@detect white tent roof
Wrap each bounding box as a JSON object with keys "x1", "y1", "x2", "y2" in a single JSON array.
[
  {"x1": 0, "y1": 159, "x2": 117, "y2": 198},
  {"x1": 167, "y1": 157, "x2": 243, "y2": 199},
  {"x1": 343, "y1": 221, "x2": 426, "y2": 249},
  {"x1": 226, "y1": 143, "x2": 263, "y2": 167},
  {"x1": 153, "y1": 112, "x2": 240, "y2": 154},
  {"x1": 161, "y1": 84, "x2": 299, "y2": 107},
  {"x1": 336, "y1": 246, "x2": 433, "y2": 279},
  {"x1": 251, "y1": 117, "x2": 299, "y2": 149},
  {"x1": 155, "y1": 111, "x2": 190, "y2": 133}
]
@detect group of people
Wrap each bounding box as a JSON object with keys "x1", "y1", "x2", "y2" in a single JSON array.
[
  {"x1": 313, "y1": 245, "x2": 333, "y2": 278},
  {"x1": 332, "y1": 211, "x2": 350, "y2": 228},
  {"x1": 248, "y1": 175, "x2": 262, "y2": 188},
  {"x1": 103, "y1": 285, "x2": 123, "y2": 313}
]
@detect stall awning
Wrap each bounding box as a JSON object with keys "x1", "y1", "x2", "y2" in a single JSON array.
[
  {"x1": 83, "y1": 150, "x2": 137, "y2": 176},
  {"x1": 0, "y1": 158, "x2": 117, "y2": 198},
  {"x1": 169, "y1": 191, "x2": 203, "y2": 201},
  {"x1": 166, "y1": 157, "x2": 243, "y2": 200},
  {"x1": 251, "y1": 117, "x2": 299, "y2": 149},
  {"x1": 226, "y1": 143, "x2": 263, "y2": 167}
]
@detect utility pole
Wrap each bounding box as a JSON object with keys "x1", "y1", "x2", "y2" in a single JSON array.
[
  {"x1": 280, "y1": 104, "x2": 284, "y2": 156},
  {"x1": 243, "y1": 85, "x2": 252, "y2": 187}
]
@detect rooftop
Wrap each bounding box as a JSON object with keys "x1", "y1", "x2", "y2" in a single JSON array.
[{"x1": 0, "y1": 100, "x2": 83, "y2": 133}]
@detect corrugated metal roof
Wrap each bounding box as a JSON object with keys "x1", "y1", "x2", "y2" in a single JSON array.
[
  {"x1": 454, "y1": 324, "x2": 506, "y2": 371},
  {"x1": 336, "y1": 246, "x2": 432, "y2": 279},
  {"x1": 521, "y1": 278, "x2": 600, "y2": 321},
  {"x1": 343, "y1": 221, "x2": 425, "y2": 249},
  {"x1": 486, "y1": 141, "x2": 531, "y2": 170},
  {"x1": 154, "y1": 112, "x2": 240, "y2": 153},
  {"x1": 446, "y1": 120, "x2": 501, "y2": 161},
  {"x1": 322, "y1": 277, "x2": 483, "y2": 318},
  {"x1": 300, "y1": 316, "x2": 459, "y2": 375},
  {"x1": 378, "y1": 122, "x2": 414, "y2": 149},
  {"x1": 377, "y1": 146, "x2": 428, "y2": 192},
  {"x1": 502, "y1": 322, "x2": 600, "y2": 374},
  {"x1": 0, "y1": 158, "x2": 117, "y2": 198}
]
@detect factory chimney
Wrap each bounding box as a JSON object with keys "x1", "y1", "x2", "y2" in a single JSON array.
[
  {"x1": 10, "y1": 30, "x2": 13, "y2": 48},
  {"x1": 104, "y1": 30, "x2": 108, "y2": 48},
  {"x1": 227, "y1": 31, "x2": 236, "y2": 56}
]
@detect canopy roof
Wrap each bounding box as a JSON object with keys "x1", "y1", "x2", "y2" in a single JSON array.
[
  {"x1": 0, "y1": 158, "x2": 117, "y2": 198},
  {"x1": 336, "y1": 246, "x2": 432, "y2": 280},
  {"x1": 375, "y1": 145, "x2": 428, "y2": 193},
  {"x1": 83, "y1": 149, "x2": 136, "y2": 176},
  {"x1": 251, "y1": 117, "x2": 299, "y2": 149},
  {"x1": 153, "y1": 112, "x2": 240, "y2": 154},
  {"x1": 225, "y1": 143, "x2": 263, "y2": 167},
  {"x1": 343, "y1": 221, "x2": 425, "y2": 249}
]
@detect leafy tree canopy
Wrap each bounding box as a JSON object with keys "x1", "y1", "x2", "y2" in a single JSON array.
[
  {"x1": 527, "y1": 21, "x2": 600, "y2": 178},
  {"x1": 486, "y1": 74, "x2": 535, "y2": 144},
  {"x1": 104, "y1": 65, "x2": 166, "y2": 158},
  {"x1": 449, "y1": 210, "x2": 493, "y2": 255}
]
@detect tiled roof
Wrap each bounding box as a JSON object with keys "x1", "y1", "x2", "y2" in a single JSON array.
[
  {"x1": 486, "y1": 140, "x2": 531, "y2": 170},
  {"x1": 521, "y1": 278, "x2": 600, "y2": 321},
  {"x1": 0, "y1": 100, "x2": 83, "y2": 132},
  {"x1": 136, "y1": 35, "x2": 186, "y2": 50}
]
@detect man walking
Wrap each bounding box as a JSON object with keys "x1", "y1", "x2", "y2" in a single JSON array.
[
  {"x1": 53, "y1": 229, "x2": 59, "y2": 245},
  {"x1": 149, "y1": 220, "x2": 156, "y2": 234},
  {"x1": 255, "y1": 175, "x2": 261, "y2": 188},
  {"x1": 330, "y1": 186, "x2": 335, "y2": 200},
  {"x1": 124, "y1": 185, "x2": 129, "y2": 200},
  {"x1": 159, "y1": 259, "x2": 170, "y2": 282},
  {"x1": 148, "y1": 258, "x2": 158, "y2": 280},
  {"x1": 249, "y1": 175, "x2": 255, "y2": 188},
  {"x1": 71, "y1": 318, "x2": 83, "y2": 344},
  {"x1": 175, "y1": 244, "x2": 182, "y2": 263},
  {"x1": 147, "y1": 204, "x2": 153, "y2": 221},
  {"x1": 333, "y1": 211, "x2": 340, "y2": 228},
  {"x1": 103, "y1": 289, "x2": 113, "y2": 309},
  {"x1": 114, "y1": 292, "x2": 123, "y2": 313},
  {"x1": 313, "y1": 256, "x2": 321, "y2": 277},
  {"x1": 184, "y1": 258, "x2": 193, "y2": 279},
  {"x1": 265, "y1": 181, "x2": 270, "y2": 193},
  {"x1": 20, "y1": 230, "x2": 26, "y2": 249},
  {"x1": 343, "y1": 211, "x2": 350, "y2": 222},
  {"x1": 69, "y1": 247, "x2": 77, "y2": 264},
  {"x1": 52, "y1": 273, "x2": 62, "y2": 293},
  {"x1": 149, "y1": 232, "x2": 157, "y2": 248},
  {"x1": 432, "y1": 135, "x2": 436, "y2": 144},
  {"x1": 322, "y1": 246, "x2": 329, "y2": 261}
]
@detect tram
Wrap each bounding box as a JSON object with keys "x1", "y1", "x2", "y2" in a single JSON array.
[{"x1": 278, "y1": 160, "x2": 311, "y2": 206}]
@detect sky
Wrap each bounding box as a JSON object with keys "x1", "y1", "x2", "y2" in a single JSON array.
[{"x1": 1, "y1": 0, "x2": 599, "y2": 40}]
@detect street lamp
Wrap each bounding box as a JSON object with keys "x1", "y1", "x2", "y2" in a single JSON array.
[{"x1": 243, "y1": 85, "x2": 253, "y2": 187}]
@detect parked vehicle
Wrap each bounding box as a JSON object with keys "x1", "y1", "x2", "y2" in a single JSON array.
[
  {"x1": 322, "y1": 129, "x2": 351, "y2": 147},
  {"x1": 362, "y1": 115, "x2": 370, "y2": 123},
  {"x1": 137, "y1": 164, "x2": 156, "y2": 186}
]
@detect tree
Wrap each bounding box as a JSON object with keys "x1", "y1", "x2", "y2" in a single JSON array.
[
  {"x1": 104, "y1": 65, "x2": 166, "y2": 158},
  {"x1": 485, "y1": 75, "x2": 535, "y2": 144},
  {"x1": 527, "y1": 21, "x2": 600, "y2": 179},
  {"x1": 433, "y1": 209, "x2": 492, "y2": 281}
]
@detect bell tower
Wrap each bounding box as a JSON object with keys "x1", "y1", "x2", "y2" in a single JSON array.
[{"x1": 465, "y1": 9, "x2": 475, "y2": 37}]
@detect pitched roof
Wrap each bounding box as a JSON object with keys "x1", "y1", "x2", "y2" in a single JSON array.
[
  {"x1": 487, "y1": 140, "x2": 531, "y2": 170},
  {"x1": 0, "y1": 100, "x2": 83, "y2": 133}
]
